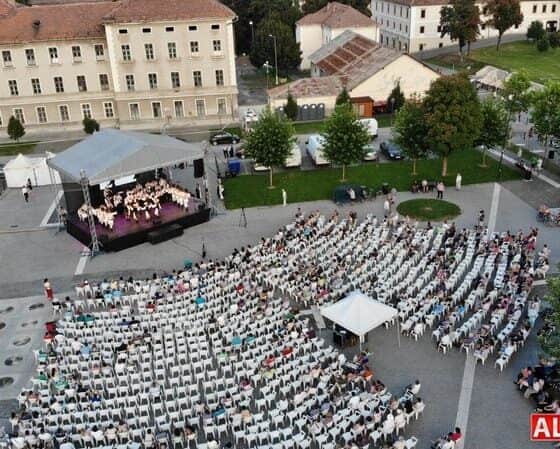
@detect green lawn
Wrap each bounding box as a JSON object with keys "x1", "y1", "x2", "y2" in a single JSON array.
[
  {"x1": 223, "y1": 149, "x2": 520, "y2": 209},
  {"x1": 397, "y1": 199, "x2": 461, "y2": 221},
  {"x1": 427, "y1": 41, "x2": 560, "y2": 84},
  {"x1": 0, "y1": 142, "x2": 38, "y2": 156}
]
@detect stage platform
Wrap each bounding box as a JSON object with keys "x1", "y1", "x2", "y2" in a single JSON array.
[{"x1": 67, "y1": 201, "x2": 210, "y2": 252}]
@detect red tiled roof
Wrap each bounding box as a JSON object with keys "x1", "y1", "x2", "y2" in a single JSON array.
[
  {"x1": 297, "y1": 1, "x2": 373, "y2": 28},
  {"x1": 104, "y1": 0, "x2": 235, "y2": 24},
  {"x1": 0, "y1": 0, "x2": 16, "y2": 18}
]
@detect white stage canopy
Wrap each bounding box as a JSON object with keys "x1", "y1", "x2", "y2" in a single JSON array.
[
  {"x1": 47, "y1": 129, "x2": 204, "y2": 185},
  {"x1": 321, "y1": 291, "x2": 398, "y2": 344}
]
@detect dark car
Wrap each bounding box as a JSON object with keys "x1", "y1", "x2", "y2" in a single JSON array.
[
  {"x1": 380, "y1": 140, "x2": 404, "y2": 160},
  {"x1": 209, "y1": 131, "x2": 240, "y2": 146}
]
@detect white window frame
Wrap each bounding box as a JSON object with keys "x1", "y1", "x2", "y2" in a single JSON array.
[
  {"x1": 31, "y1": 78, "x2": 42, "y2": 95},
  {"x1": 215, "y1": 69, "x2": 224, "y2": 86},
  {"x1": 103, "y1": 102, "x2": 114, "y2": 119},
  {"x1": 36, "y1": 106, "x2": 48, "y2": 124},
  {"x1": 81, "y1": 103, "x2": 92, "y2": 119},
  {"x1": 8, "y1": 79, "x2": 18, "y2": 96},
  {"x1": 59, "y1": 104, "x2": 70, "y2": 122},
  {"x1": 213, "y1": 39, "x2": 222, "y2": 52},
  {"x1": 13, "y1": 108, "x2": 25, "y2": 124},
  {"x1": 171, "y1": 71, "x2": 181, "y2": 89},
  {"x1": 174, "y1": 100, "x2": 184, "y2": 118},
  {"x1": 217, "y1": 97, "x2": 227, "y2": 115},
  {"x1": 94, "y1": 44, "x2": 105, "y2": 60},
  {"x1": 148, "y1": 72, "x2": 158, "y2": 89},
  {"x1": 121, "y1": 44, "x2": 132, "y2": 61},
  {"x1": 2, "y1": 50, "x2": 13, "y2": 67},
  {"x1": 144, "y1": 43, "x2": 155, "y2": 61},
  {"x1": 72, "y1": 45, "x2": 82, "y2": 62},
  {"x1": 125, "y1": 74, "x2": 135, "y2": 91},
  {"x1": 168, "y1": 42, "x2": 177, "y2": 59},
  {"x1": 48, "y1": 47, "x2": 59, "y2": 64},
  {"x1": 98, "y1": 73, "x2": 110, "y2": 91},
  {"x1": 190, "y1": 41, "x2": 200, "y2": 55},
  {"x1": 195, "y1": 99, "x2": 206, "y2": 117},
  {"x1": 193, "y1": 70, "x2": 202, "y2": 87},
  {"x1": 151, "y1": 101, "x2": 162, "y2": 119},
  {"x1": 129, "y1": 103, "x2": 140, "y2": 120},
  {"x1": 25, "y1": 48, "x2": 36, "y2": 66},
  {"x1": 54, "y1": 76, "x2": 64, "y2": 93}
]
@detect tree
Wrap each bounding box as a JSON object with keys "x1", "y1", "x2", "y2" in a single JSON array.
[
  {"x1": 387, "y1": 82, "x2": 406, "y2": 113},
  {"x1": 549, "y1": 31, "x2": 560, "y2": 48},
  {"x1": 476, "y1": 98, "x2": 510, "y2": 166},
  {"x1": 302, "y1": 0, "x2": 371, "y2": 17},
  {"x1": 526, "y1": 20, "x2": 545, "y2": 41},
  {"x1": 536, "y1": 35, "x2": 550, "y2": 51},
  {"x1": 244, "y1": 107, "x2": 295, "y2": 187},
  {"x1": 502, "y1": 71, "x2": 531, "y2": 118},
  {"x1": 485, "y1": 0, "x2": 523, "y2": 50},
  {"x1": 284, "y1": 92, "x2": 299, "y2": 121},
  {"x1": 335, "y1": 87, "x2": 352, "y2": 106},
  {"x1": 7, "y1": 116, "x2": 25, "y2": 142},
  {"x1": 423, "y1": 73, "x2": 482, "y2": 176},
  {"x1": 439, "y1": 0, "x2": 481, "y2": 58},
  {"x1": 83, "y1": 117, "x2": 100, "y2": 134},
  {"x1": 249, "y1": 14, "x2": 302, "y2": 73},
  {"x1": 321, "y1": 103, "x2": 370, "y2": 181},
  {"x1": 393, "y1": 97, "x2": 429, "y2": 175},
  {"x1": 538, "y1": 264, "x2": 560, "y2": 359},
  {"x1": 531, "y1": 81, "x2": 560, "y2": 155}
]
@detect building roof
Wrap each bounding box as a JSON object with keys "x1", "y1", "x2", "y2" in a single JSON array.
[
  {"x1": 472, "y1": 65, "x2": 544, "y2": 92},
  {"x1": 297, "y1": 1, "x2": 373, "y2": 28},
  {"x1": 0, "y1": 0, "x2": 235, "y2": 44},
  {"x1": 268, "y1": 76, "x2": 345, "y2": 100},
  {"x1": 310, "y1": 30, "x2": 402, "y2": 90}
]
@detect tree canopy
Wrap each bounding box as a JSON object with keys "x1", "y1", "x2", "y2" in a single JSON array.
[
  {"x1": 321, "y1": 103, "x2": 370, "y2": 180},
  {"x1": 476, "y1": 98, "x2": 510, "y2": 165},
  {"x1": 531, "y1": 81, "x2": 560, "y2": 150},
  {"x1": 526, "y1": 20, "x2": 545, "y2": 41},
  {"x1": 393, "y1": 96, "x2": 429, "y2": 175},
  {"x1": 284, "y1": 92, "x2": 299, "y2": 121},
  {"x1": 387, "y1": 82, "x2": 406, "y2": 112},
  {"x1": 7, "y1": 116, "x2": 25, "y2": 142},
  {"x1": 336, "y1": 87, "x2": 352, "y2": 106},
  {"x1": 539, "y1": 265, "x2": 560, "y2": 359},
  {"x1": 485, "y1": 0, "x2": 523, "y2": 50},
  {"x1": 244, "y1": 107, "x2": 295, "y2": 187},
  {"x1": 439, "y1": 0, "x2": 481, "y2": 57},
  {"x1": 249, "y1": 14, "x2": 302, "y2": 73},
  {"x1": 423, "y1": 73, "x2": 482, "y2": 176},
  {"x1": 502, "y1": 71, "x2": 532, "y2": 116}
]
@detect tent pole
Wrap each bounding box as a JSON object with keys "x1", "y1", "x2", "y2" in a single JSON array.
[{"x1": 397, "y1": 319, "x2": 401, "y2": 348}]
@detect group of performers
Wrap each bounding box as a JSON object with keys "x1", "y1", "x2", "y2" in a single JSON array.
[{"x1": 77, "y1": 178, "x2": 193, "y2": 230}]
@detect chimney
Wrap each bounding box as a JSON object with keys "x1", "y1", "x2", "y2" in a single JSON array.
[{"x1": 33, "y1": 19, "x2": 41, "y2": 30}]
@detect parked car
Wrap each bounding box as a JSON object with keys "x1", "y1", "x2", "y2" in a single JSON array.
[
  {"x1": 380, "y1": 140, "x2": 404, "y2": 160},
  {"x1": 305, "y1": 134, "x2": 329, "y2": 165},
  {"x1": 209, "y1": 131, "x2": 240, "y2": 146},
  {"x1": 358, "y1": 118, "x2": 378, "y2": 139},
  {"x1": 363, "y1": 143, "x2": 378, "y2": 161},
  {"x1": 254, "y1": 142, "x2": 303, "y2": 171}
]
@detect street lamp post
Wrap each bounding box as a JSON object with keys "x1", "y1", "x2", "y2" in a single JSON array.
[
  {"x1": 390, "y1": 97, "x2": 396, "y2": 125},
  {"x1": 249, "y1": 20, "x2": 254, "y2": 43},
  {"x1": 263, "y1": 61, "x2": 271, "y2": 90},
  {"x1": 268, "y1": 34, "x2": 279, "y2": 86}
]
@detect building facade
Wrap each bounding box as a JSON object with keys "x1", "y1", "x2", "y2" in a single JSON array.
[
  {"x1": 0, "y1": 0, "x2": 238, "y2": 134},
  {"x1": 371, "y1": 0, "x2": 560, "y2": 53}
]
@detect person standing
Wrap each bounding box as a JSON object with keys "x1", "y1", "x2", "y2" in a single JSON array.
[
  {"x1": 282, "y1": 189, "x2": 287, "y2": 207},
  {"x1": 195, "y1": 183, "x2": 201, "y2": 199},
  {"x1": 383, "y1": 198, "x2": 390, "y2": 217},
  {"x1": 478, "y1": 210, "x2": 485, "y2": 228},
  {"x1": 43, "y1": 278, "x2": 54, "y2": 301},
  {"x1": 436, "y1": 181, "x2": 444, "y2": 199},
  {"x1": 222, "y1": 146, "x2": 228, "y2": 160},
  {"x1": 26, "y1": 178, "x2": 33, "y2": 191},
  {"x1": 22, "y1": 185, "x2": 29, "y2": 202},
  {"x1": 455, "y1": 173, "x2": 462, "y2": 190}
]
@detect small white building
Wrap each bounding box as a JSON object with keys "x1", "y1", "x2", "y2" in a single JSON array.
[{"x1": 296, "y1": 2, "x2": 378, "y2": 70}]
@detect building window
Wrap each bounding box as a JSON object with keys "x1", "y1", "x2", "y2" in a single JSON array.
[
  {"x1": 481, "y1": 23, "x2": 486, "y2": 30},
  {"x1": 94, "y1": 44, "x2": 105, "y2": 60},
  {"x1": 48, "y1": 47, "x2": 58, "y2": 64},
  {"x1": 152, "y1": 102, "x2": 162, "y2": 118},
  {"x1": 166, "y1": 26, "x2": 175, "y2": 32},
  {"x1": 171, "y1": 71, "x2": 181, "y2": 88},
  {"x1": 420, "y1": 8, "x2": 426, "y2": 18},
  {"x1": 121, "y1": 44, "x2": 132, "y2": 61},
  {"x1": 195, "y1": 99, "x2": 205, "y2": 117},
  {"x1": 25, "y1": 49, "x2": 36, "y2": 66},
  {"x1": 193, "y1": 70, "x2": 202, "y2": 87},
  {"x1": 59, "y1": 105, "x2": 70, "y2": 122},
  {"x1": 99, "y1": 74, "x2": 110, "y2": 91},
  {"x1": 552, "y1": 4, "x2": 556, "y2": 12},
  {"x1": 439, "y1": 42, "x2": 443, "y2": 48},
  {"x1": 81, "y1": 104, "x2": 92, "y2": 119},
  {"x1": 104, "y1": 102, "x2": 114, "y2": 118},
  {"x1": 393, "y1": 5, "x2": 396, "y2": 13},
  {"x1": 190, "y1": 41, "x2": 199, "y2": 54},
  {"x1": 168, "y1": 42, "x2": 177, "y2": 59},
  {"x1": 174, "y1": 100, "x2": 184, "y2": 118},
  {"x1": 126, "y1": 74, "x2": 135, "y2": 91},
  {"x1": 217, "y1": 98, "x2": 226, "y2": 115},
  {"x1": 419, "y1": 43, "x2": 424, "y2": 51},
  {"x1": 13, "y1": 108, "x2": 25, "y2": 124},
  {"x1": 31, "y1": 78, "x2": 41, "y2": 95},
  {"x1": 8, "y1": 79, "x2": 18, "y2": 96},
  {"x1": 142, "y1": 27, "x2": 151, "y2": 33},
  {"x1": 72, "y1": 45, "x2": 82, "y2": 61},
  {"x1": 2, "y1": 50, "x2": 12, "y2": 67},
  {"x1": 77, "y1": 75, "x2": 87, "y2": 92},
  {"x1": 54, "y1": 76, "x2": 64, "y2": 93},
  {"x1": 188, "y1": 25, "x2": 198, "y2": 31},
  {"x1": 119, "y1": 28, "x2": 128, "y2": 34},
  {"x1": 437, "y1": 25, "x2": 442, "y2": 32},
  {"x1": 129, "y1": 103, "x2": 140, "y2": 120},
  {"x1": 148, "y1": 73, "x2": 158, "y2": 89},
  {"x1": 420, "y1": 26, "x2": 425, "y2": 33},
  {"x1": 213, "y1": 39, "x2": 222, "y2": 52},
  {"x1": 400, "y1": 6, "x2": 402, "y2": 16},
  {"x1": 533, "y1": 4, "x2": 537, "y2": 12},
  {"x1": 215, "y1": 69, "x2": 224, "y2": 86},
  {"x1": 36, "y1": 106, "x2": 47, "y2": 124},
  {"x1": 542, "y1": 4, "x2": 547, "y2": 12},
  {"x1": 145, "y1": 43, "x2": 155, "y2": 60},
  {"x1": 211, "y1": 24, "x2": 220, "y2": 30}
]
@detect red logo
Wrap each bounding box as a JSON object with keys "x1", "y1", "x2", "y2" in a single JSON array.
[{"x1": 531, "y1": 414, "x2": 560, "y2": 441}]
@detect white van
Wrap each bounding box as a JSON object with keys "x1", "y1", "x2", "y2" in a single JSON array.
[
  {"x1": 359, "y1": 118, "x2": 378, "y2": 139},
  {"x1": 253, "y1": 142, "x2": 302, "y2": 171},
  {"x1": 305, "y1": 134, "x2": 329, "y2": 165}
]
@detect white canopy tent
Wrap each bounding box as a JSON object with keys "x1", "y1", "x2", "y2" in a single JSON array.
[
  {"x1": 4, "y1": 152, "x2": 61, "y2": 188},
  {"x1": 321, "y1": 291, "x2": 399, "y2": 349}
]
